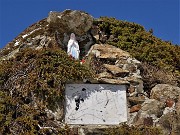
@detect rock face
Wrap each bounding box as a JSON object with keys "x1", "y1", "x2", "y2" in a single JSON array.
[
  {"x1": 132, "y1": 99, "x2": 165, "y2": 126},
  {"x1": 86, "y1": 44, "x2": 143, "y2": 94},
  {"x1": 148, "y1": 84, "x2": 180, "y2": 135},
  {"x1": 89, "y1": 44, "x2": 131, "y2": 60},
  {"x1": 103, "y1": 64, "x2": 129, "y2": 77},
  {"x1": 47, "y1": 10, "x2": 93, "y2": 35},
  {"x1": 127, "y1": 84, "x2": 180, "y2": 135}
]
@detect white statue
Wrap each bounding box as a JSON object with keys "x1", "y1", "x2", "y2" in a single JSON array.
[{"x1": 67, "y1": 33, "x2": 80, "y2": 60}]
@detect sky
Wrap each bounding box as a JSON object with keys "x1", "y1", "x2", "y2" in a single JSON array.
[{"x1": 0, "y1": 0, "x2": 179, "y2": 48}]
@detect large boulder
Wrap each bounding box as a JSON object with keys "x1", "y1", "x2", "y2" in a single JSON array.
[
  {"x1": 150, "y1": 84, "x2": 180, "y2": 103},
  {"x1": 88, "y1": 44, "x2": 131, "y2": 60},
  {"x1": 47, "y1": 10, "x2": 95, "y2": 56},
  {"x1": 47, "y1": 10, "x2": 93, "y2": 35}
]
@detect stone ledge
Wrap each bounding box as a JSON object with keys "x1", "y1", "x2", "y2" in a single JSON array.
[{"x1": 98, "y1": 78, "x2": 130, "y2": 85}]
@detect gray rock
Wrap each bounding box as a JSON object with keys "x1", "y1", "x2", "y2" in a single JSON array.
[
  {"x1": 131, "y1": 99, "x2": 165, "y2": 126},
  {"x1": 40, "y1": 36, "x2": 47, "y2": 46},
  {"x1": 89, "y1": 44, "x2": 131, "y2": 60},
  {"x1": 5, "y1": 48, "x2": 20, "y2": 60},
  {"x1": 32, "y1": 36, "x2": 41, "y2": 45},
  {"x1": 47, "y1": 10, "x2": 93, "y2": 35},
  {"x1": 136, "y1": 80, "x2": 144, "y2": 94},
  {"x1": 157, "y1": 112, "x2": 180, "y2": 135},
  {"x1": 78, "y1": 33, "x2": 95, "y2": 53},
  {"x1": 62, "y1": 33, "x2": 69, "y2": 46},
  {"x1": 150, "y1": 84, "x2": 180, "y2": 103},
  {"x1": 103, "y1": 64, "x2": 129, "y2": 77}
]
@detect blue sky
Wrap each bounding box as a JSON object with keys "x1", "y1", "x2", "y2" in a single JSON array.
[{"x1": 0, "y1": 0, "x2": 179, "y2": 48}]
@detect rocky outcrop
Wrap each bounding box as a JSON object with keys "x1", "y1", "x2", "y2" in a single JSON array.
[
  {"x1": 127, "y1": 84, "x2": 180, "y2": 135},
  {"x1": 98, "y1": 78, "x2": 130, "y2": 85},
  {"x1": 86, "y1": 44, "x2": 143, "y2": 95},
  {"x1": 47, "y1": 10, "x2": 93, "y2": 35}
]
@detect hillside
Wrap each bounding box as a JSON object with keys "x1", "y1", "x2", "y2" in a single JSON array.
[
  {"x1": 0, "y1": 10, "x2": 180, "y2": 135},
  {"x1": 97, "y1": 17, "x2": 180, "y2": 73}
]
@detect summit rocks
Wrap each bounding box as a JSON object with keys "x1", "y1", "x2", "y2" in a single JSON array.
[{"x1": 47, "y1": 10, "x2": 93, "y2": 35}]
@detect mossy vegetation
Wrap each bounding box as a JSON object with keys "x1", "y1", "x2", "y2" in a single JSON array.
[{"x1": 0, "y1": 48, "x2": 92, "y2": 134}]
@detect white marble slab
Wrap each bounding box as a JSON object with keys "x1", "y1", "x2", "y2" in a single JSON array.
[{"x1": 65, "y1": 84, "x2": 127, "y2": 125}]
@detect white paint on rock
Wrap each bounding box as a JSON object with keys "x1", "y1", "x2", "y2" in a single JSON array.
[
  {"x1": 22, "y1": 34, "x2": 28, "y2": 38},
  {"x1": 65, "y1": 84, "x2": 127, "y2": 125},
  {"x1": 22, "y1": 28, "x2": 42, "y2": 38},
  {"x1": 14, "y1": 41, "x2": 20, "y2": 46}
]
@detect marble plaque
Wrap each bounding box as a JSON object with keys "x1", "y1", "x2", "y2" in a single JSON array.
[{"x1": 65, "y1": 84, "x2": 127, "y2": 125}]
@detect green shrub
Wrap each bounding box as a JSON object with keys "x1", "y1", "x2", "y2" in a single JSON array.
[
  {"x1": 97, "y1": 17, "x2": 180, "y2": 75},
  {"x1": 0, "y1": 48, "x2": 92, "y2": 134}
]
